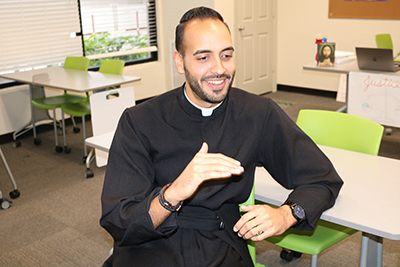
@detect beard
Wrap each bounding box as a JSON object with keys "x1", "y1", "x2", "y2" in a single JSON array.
[{"x1": 184, "y1": 65, "x2": 235, "y2": 104}]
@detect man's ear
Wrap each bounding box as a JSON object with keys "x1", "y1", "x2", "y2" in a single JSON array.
[{"x1": 173, "y1": 50, "x2": 185, "y2": 74}]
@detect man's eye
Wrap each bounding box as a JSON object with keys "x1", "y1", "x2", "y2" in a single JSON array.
[
  {"x1": 197, "y1": 56, "x2": 208, "y2": 61},
  {"x1": 222, "y1": 54, "x2": 232, "y2": 60}
]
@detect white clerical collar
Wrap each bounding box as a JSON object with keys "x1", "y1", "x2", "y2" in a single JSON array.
[{"x1": 184, "y1": 86, "x2": 223, "y2": 117}]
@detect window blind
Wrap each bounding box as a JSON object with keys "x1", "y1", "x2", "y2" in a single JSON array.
[{"x1": 0, "y1": 0, "x2": 82, "y2": 74}]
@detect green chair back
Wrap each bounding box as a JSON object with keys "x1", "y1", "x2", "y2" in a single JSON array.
[
  {"x1": 296, "y1": 109, "x2": 384, "y2": 155},
  {"x1": 375, "y1": 33, "x2": 400, "y2": 62},
  {"x1": 63, "y1": 56, "x2": 90, "y2": 71},
  {"x1": 99, "y1": 59, "x2": 125, "y2": 75},
  {"x1": 375, "y1": 33, "x2": 393, "y2": 50}
]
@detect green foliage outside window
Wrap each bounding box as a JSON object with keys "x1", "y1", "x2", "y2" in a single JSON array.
[{"x1": 83, "y1": 32, "x2": 150, "y2": 66}]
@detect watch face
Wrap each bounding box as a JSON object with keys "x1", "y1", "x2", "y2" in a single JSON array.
[{"x1": 294, "y1": 205, "x2": 305, "y2": 219}]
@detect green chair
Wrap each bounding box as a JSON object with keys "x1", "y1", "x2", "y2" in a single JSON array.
[
  {"x1": 61, "y1": 59, "x2": 125, "y2": 162},
  {"x1": 30, "y1": 56, "x2": 89, "y2": 153},
  {"x1": 240, "y1": 186, "x2": 265, "y2": 267},
  {"x1": 265, "y1": 109, "x2": 384, "y2": 267},
  {"x1": 375, "y1": 33, "x2": 400, "y2": 62}
]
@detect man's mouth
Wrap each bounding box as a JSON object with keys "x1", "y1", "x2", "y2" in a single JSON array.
[
  {"x1": 204, "y1": 79, "x2": 226, "y2": 89},
  {"x1": 207, "y1": 80, "x2": 224, "y2": 85},
  {"x1": 202, "y1": 74, "x2": 231, "y2": 89}
]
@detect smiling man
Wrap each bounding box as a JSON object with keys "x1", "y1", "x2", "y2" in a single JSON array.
[{"x1": 100, "y1": 7, "x2": 343, "y2": 267}]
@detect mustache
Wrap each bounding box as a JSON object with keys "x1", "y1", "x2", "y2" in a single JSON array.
[{"x1": 201, "y1": 74, "x2": 231, "y2": 82}]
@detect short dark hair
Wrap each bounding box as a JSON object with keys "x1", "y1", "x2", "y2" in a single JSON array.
[{"x1": 175, "y1": 6, "x2": 230, "y2": 56}]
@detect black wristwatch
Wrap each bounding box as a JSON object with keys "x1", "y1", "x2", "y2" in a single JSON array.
[{"x1": 284, "y1": 201, "x2": 306, "y2": 227}]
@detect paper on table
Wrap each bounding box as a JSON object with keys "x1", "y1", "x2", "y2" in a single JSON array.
[{"x1": 335, "y1": 51, "x2": 356, "y2": 64}]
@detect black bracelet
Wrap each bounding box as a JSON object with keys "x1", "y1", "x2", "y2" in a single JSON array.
[{"x1": 158, "y1": 183, "x2": 183, "y2": 212}]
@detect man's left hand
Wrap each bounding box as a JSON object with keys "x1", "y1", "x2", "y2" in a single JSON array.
[{"x1": 233, "y1": 204, "x2": 297, "y2": 241}]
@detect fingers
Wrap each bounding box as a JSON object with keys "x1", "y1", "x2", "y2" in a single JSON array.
[
  {"x1": 234, "y1": 205, "x2": 267, "y2": 240},
  {"x1": 192, "y1": 143, "x2": 244, "y2": 178},
  {"x1": 169, "y1": 143, "x2": 244, "y2": 202},
  {"x1": 199, "y1": 142, "x2": 209, "y2": 153},
  {"x1": 234, "y1": 205, "x2": 285, "y2": 241}
]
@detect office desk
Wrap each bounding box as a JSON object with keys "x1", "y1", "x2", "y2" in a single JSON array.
[
  {"x1": 0, "y1": 67, "x2": 140, "y2": 92},
  {"x1": 303, "y1": 60, "x2": 360, "y2": 113},
  {"x1": 255, "y1": 145, "x2": 400, "y2": 267},
  {"x1": 0, "y1": 67, "x2": 140, "y2": 141},
  {"x1": 303, "y1": 60, "x2": 359, "y2": 74},
  {"x1": 303, "y1": 61, "x2": 400, "y2": 128}
]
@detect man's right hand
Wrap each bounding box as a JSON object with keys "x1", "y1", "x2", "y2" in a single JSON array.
[{"x1": 164, "y1": 142, "x2": 244, "y2": 205}]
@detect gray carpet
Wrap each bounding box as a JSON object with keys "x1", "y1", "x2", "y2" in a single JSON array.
[{"x1": 0, "y1": 88, "x2": 399, "y2": 266}]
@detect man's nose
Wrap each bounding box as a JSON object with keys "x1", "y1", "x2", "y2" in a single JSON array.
[{"x1": 210, "y1": 57, "x2": 226, "y2": 75}]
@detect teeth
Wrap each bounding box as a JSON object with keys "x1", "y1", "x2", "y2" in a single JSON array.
[{"x1": 207, "y1": 80, "x2": 224, "y2": 85}]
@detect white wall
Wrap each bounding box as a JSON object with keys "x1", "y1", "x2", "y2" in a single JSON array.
[{"x1": 276, "y1": 0, "x2": 400, "y2": 91}]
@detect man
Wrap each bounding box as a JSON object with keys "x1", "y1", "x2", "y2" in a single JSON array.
[{"x1": 100, "y1": 7, "x2": 343, "y2": 267}]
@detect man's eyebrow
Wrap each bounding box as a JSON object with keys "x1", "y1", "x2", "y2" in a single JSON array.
[
  {"x1": 193, "y1": 50, "x2": 211, "y2": 56},
  {"x1": 192, "y1": 46, "x2": 235, "y2": 56},
  {"x1": 222, "y1": 46, "x2": 235, "y2": 52}
]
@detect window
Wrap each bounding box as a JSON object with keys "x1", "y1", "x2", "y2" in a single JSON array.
[
  {"x1": 0, "y1": 0, "x2": 157, "y2": 84},
  {"x1": 79, "y1": 0, "x2": 157, "y2": 67},
  {"x1": 0, "y1": 0, "x2": 82, "y2": 75}
]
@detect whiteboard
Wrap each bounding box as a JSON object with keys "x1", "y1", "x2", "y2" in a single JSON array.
[{"x1": 347, "y1": 71, "x2": 400, "y2": 127}]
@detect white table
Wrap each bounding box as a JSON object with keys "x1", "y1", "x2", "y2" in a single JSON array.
[
  {"x1": 0, "y1": 67, "x2": 140, "y2": 141},
  {"x1": 303, "y1": 61, "x2": 400, "y2": 129},
  {"x1": 303, "y1": 60, "x2": 360, "y2": 113},
  {"x1": 255, "y1": 145, "x2": 400, "y2": 267},
  {"x1": 303, "y1": 60, "x2": 360, "y2": 75}
]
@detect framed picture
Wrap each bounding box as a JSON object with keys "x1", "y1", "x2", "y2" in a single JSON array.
[{"x1": 318, "y1": 42, "x2": 335, "y2": 67}]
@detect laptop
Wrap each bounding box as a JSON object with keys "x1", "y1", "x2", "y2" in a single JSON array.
[{"x1": 355, "y1": 47, "x2": 400, "y2": 72}]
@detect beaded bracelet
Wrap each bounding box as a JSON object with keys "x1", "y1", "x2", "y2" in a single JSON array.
[{"x1": 158, "y1": 183, "x2": 183, "y2": 212}]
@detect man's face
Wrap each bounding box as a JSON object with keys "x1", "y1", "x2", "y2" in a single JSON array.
[{"x1": 174, "y1": 19, "x2": 236, "y2": 108}]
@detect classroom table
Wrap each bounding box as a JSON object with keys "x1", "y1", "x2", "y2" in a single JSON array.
[
  {"x1": 0, "y1": 67, "x2": 140, "y2": 142},
  {"x1": 303, "y1": 60, "x2": 359, "y2": 113},
  {"x1": 303, "y1": 59, "x2": 359, "y2": 74},
  {"x1": 255, "y1": 145, "x2": 400, "y2": 267},
  {"x1": 303, "y1": 60, "x2": 400, "y2": 128}
]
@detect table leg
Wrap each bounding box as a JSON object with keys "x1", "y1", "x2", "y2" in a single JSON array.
[
  {"x1": 12, "y1": 84, "x2": 53, "y2": 141},
  {"x1": 359, "y1": 232, "x2": 383, "y2": 267}
]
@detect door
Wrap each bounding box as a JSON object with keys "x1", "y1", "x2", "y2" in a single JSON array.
[{"x1": 234, "y1": 0, "x2": 276, "y2": 95}]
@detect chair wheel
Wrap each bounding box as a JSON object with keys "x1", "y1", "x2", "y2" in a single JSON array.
[
  {"x1": 13, "y1": 141, "x2": 21, "y2": 148},
  {"x1": 55, "y1": 146, "x2": 63, "y2": 153},
  {"x1": 0, "y1": 199, "x2": 11, "y2": 210},
  {"x1": 34, "y1": 138, "x2": 41, "y2": 145},
  {"x1": 73, "y1": 127, "x2": 80, "y2": 133},
  {"x1": 280, "y1": 249, "x2": 294, "y2": 262},
  {"x1": 85, "y1": 169, "x2": 94, "y2": 178},
  {"x1": 64, "y1": 146, "x2": 71, "y2": 154},
  {"x1": 293, "y1": 251, "x2": 302, "y2": 258},
  {"x1": 9, "y1": 189, "x2": 20, "y2": 199}
]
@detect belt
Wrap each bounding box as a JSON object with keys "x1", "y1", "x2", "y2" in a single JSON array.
[
  {"x1": 177, "y1": 204, "x2": 254, "y2": 267},
  {"x1": 177, "y1": 205, "x2": 227, "y2": 231}
]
